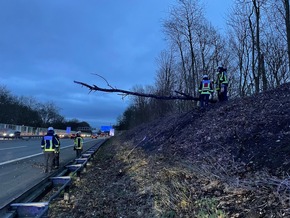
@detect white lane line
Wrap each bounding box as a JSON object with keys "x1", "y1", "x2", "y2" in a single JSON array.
[
  {"x1": 0, "y1": 146, "x2": 27, "y2": 151},
  {"x1": 60, "y1": 145, "x2": 74, "y2": 149},
  {"x1": 0, "y1": 153, "x2": 42, "y2": 166}
]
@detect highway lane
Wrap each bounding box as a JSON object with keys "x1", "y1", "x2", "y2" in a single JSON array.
[
  {"x1": 0, "y1": 137, "x2": 106, "y2": 209},
  {"x1": 0, "y1": 138, "x2": 77, "y2": 165}
]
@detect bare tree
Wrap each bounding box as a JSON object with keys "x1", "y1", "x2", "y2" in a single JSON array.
[
  {"x1": 266, "y1": 0, "x2": 290, "y2": 75},
  {"x1": 283, "y1": 0, "x2": 290, "y2": 71},
  {"x1": 163, "y1": 0, "x2": 204, "y2": 97},
  {"x1": 154, "y1": 49, "x2": 177, "y2": 115},
  {"x1": 38, "y1": 101, "x2": 62, "y2": 126},
  {"x1": 263, "y1": 32, "x2": 289, "y2": 87},
  {"x1": 229, "y1": 0, "x2": 277, "y2": 94},
  {"x1": 155, "y1": 50, "x2": 177, "y2": 96},
  {"x1": 252, "y1": 0, "x2": 268, "y2": 92},
  {"x1": 228, "y1": 2, "x2": 253, "y2": 96},
  {"x1": 247, "y1": 0, "x2": 265, "y2": 93}
]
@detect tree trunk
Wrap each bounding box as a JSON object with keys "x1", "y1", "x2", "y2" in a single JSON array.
[{"x1": 283, "y1": 0, "x2": 290, "y2": 72}]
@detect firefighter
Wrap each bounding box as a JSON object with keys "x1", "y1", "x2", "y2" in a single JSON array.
[
  {"x1": 53, "y1": 133, "x2": 60, "y2": 169},
  {"x1": 199, "y1": 75, "x2": 214, "y2": 109},
  {"x1": 41, "y1": 127, "x2": 59, "y2": 173},
  {"x1": 74, "y1": 131, "x2": 83, "y2": 158},
  {"x1": 216, "y1": 66, "x2": 229, "y2": 102}
]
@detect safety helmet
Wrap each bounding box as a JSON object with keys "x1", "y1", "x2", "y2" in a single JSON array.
[
  {"x1": 77, "y1": 131, "x2": 81, "y2": 134},
  {"x1": 48, "y1": 127, "x2": 54, "y2": 131},
  {"x1": 203, "y1": 75, "x2": 208, "y2": 79}
]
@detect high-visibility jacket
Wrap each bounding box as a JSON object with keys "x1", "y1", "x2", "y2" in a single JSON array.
[
  {"x1": 41, "y1": 131, "x2": 59, "y2": 152},
  {"x1": 74, "y1": 136, "x2": 83, "y2": 150},
  {"x1": 216, "y1": 72, "x2": 228, "y2": 91},
  {"x1": 199, "y1": 79, "x2": 213, "y2": 94},
  {"x1": 54, "y1": 134, "x2": 60, "y2": 153}
]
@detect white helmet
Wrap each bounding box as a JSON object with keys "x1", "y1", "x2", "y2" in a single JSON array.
[
  {"x1": 48, "y1": 127, "x2": 54, "y2": 131},
  {"x1": 203, "y1": 75, "x2": 208, "y2": 79}
]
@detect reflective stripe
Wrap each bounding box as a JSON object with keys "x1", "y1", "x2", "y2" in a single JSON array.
[
  {"x1": 202, "y1": 80, "x2": 210, "y2": 90},
  {"x1": 55, "y1": 137, "x2": 60, "y2": 153},
  {"x1": 44, "y1": 148, "x2": 54, "y2": 151},
  {"x1": 74, "y1": 137, "x2": 83, "y2": 149},
  {"x1": 201, "y1": 80, "x2": 212, "y2": 94},
  {"x1": 43, "y1": 135, "x2": 58, "y2": 151},
  {"x1": 219, "y1": 72, "x2": 228, "y2": 84},
  {"x1": 216, "y1": 72, "x2": 228, "y2": 91}
]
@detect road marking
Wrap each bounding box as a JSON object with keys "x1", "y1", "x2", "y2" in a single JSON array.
[
  {"x1": 0, "y1": 153, "x2": 42, "y2": 166},
  {"x1": 0, "y1": 146, "x2": 27, "y2": 151}
]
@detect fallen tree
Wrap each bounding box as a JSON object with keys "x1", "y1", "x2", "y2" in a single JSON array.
[{"x1": 74, "y1": 75, "x2": 217, "y2": 102}]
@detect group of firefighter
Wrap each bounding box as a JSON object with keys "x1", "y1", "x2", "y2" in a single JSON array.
[
  {"x1": 199, "y1": 66, "x2": 228, "y2": 109},
  {"x1": 40, "y1": 127, "x2": 84, "y2": 173}
]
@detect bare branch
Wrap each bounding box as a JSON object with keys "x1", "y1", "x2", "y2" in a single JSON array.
[
  {"x1": 74, "y1": 80, "x2": 212, "y2": 101},
  {"x1": 92, "y1": 73, "x2": 114, "y2": 89}
]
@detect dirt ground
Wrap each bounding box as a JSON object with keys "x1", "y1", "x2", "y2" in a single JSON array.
[{"x1": 49, "y1": 82, "x2": 290, "y2": 217}]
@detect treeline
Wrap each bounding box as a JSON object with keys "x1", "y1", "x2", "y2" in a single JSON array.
[
  {"x1": 0, "y1": 86, "x2": 91, "y2": 131},
  {"x1": 115, "y1": 0, "x2": 290, "y2": 130}
]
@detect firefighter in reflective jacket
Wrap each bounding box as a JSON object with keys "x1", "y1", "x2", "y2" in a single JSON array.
[
  {"x1": 41, "y1": 127, "x2": 59, "y2": 173},
  {"x1": 216, "y1": 67, "x2": 228, "y2": 102},
  {"x1": 74, "y1": 131, "x2": 83, "y2": 158},
  {"x1": 199, "y1": 75, "x2": 214, "y2": 109},
  {"x1": 53, "y1": 133, "x2": 60, "y2": 169}
]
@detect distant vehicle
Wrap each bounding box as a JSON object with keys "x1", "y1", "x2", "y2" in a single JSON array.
[
  {"x1": 1, "y1": 129, "x2": 21, "y2": 138},
  {"x1": 59, "y1": 134, "x2": 69, "y2": 139},
  {"x1": 91, "y1": 134, "x2": 98, "y2": 139},
  {"x1": 70, "y1": 134, "x2": 76, "y2": 139},
  {"x1": 14, "y1": 131, "x2": 21, "y2": 138}
]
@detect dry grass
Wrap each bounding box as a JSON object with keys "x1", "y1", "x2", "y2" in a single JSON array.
[{"x1": 49, "y1": 136, "x2": 290, "y2": 217}]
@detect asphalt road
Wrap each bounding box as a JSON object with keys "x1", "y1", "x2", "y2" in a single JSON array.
[{"x1": 0, "y1": 137, "x2": 105, "y2": 209}]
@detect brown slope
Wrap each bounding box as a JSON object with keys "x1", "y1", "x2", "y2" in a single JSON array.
[{"x1": 122, "y1": 82, "x2": 290, "y2": 176}]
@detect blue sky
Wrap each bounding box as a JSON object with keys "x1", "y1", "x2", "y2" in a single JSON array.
[{"x1": 0, "y1": 0, "x2": 232, "y2": 129}]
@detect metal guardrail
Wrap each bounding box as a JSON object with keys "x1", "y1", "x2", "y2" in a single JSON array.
[{"x1": 0, "y1": 140, "x2": 107, "y2": 218}]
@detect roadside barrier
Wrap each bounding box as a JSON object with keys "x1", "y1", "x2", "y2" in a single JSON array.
[{"x1": 2, "y1": 142, "x2": 104, "y2": 218}]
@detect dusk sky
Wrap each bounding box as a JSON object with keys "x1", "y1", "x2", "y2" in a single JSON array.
[{"x1": 0, "y1": 0, "x2": 232, "y2": 129}]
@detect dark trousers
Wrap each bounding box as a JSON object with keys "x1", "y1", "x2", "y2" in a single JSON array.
[
  {"x1": 200, "y1": 94, "x2": 210, "y2": 108},
  {"x1": 218, "y1": 84, "x2": 228, "y2": 102},
  {"x1": 53, "y1": 152, "x2": 59, "y2": 168},
  {"x1": 76, "y1": 149, "x2": 82, "y2": 158},
  {"x1": 44, "y1": 151, "x2": 55, "y2": 172},
  {"x1": 223, "y1": 85, "x2": 228, "y2": 101}
]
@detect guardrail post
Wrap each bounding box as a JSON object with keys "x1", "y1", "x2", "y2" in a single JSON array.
[
  {"x1": 64, "y1": 186, "x2": 70, "y2": 201},
  {"x1": 76, "y1": 170, "x2": 81, "y2": 181},
  {"x1": 86, "y1": 150, "x2": 95, "y2": 160},
  {"x1": 10, "y1": 202, "x2": 49, "y2": 217}
]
